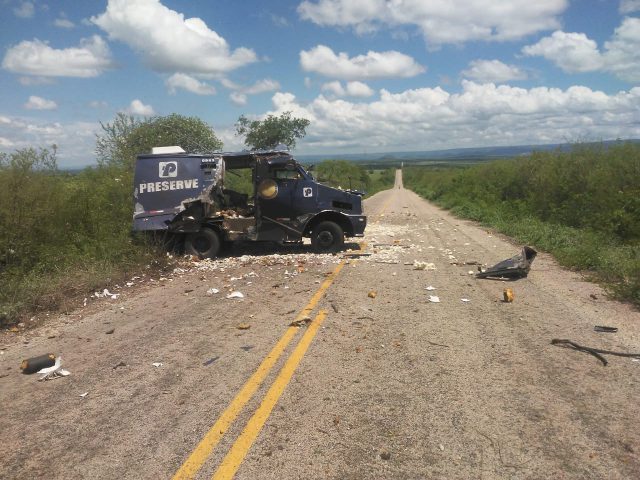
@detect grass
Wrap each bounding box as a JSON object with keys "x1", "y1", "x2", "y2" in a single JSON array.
[{"x1": 403, "y1": 143, "x2": 640, "y2": 306}]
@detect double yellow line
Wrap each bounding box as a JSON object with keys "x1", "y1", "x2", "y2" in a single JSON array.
[{"x1": 173, "y1": 260, "x2": 346, "y2": 480}]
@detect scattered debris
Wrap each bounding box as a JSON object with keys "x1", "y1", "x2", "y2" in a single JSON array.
[
  {"x1": 152, "y1": 362, "x2": 163, "y2": 368},
  {"x1": 207, "y1": 288, "x2": 220, "y2": 295},
  {"x1": 380, "y1": 452, "x2": 391, "y2": 461},
  {"x1": 290, "y1": 316, "x2": 312, "y2": 327},
  {"x1": 113, "y1": 361, "x2": 127, "y2": 369},
  {"x1": 105, "y1": 329, "x2": 115, "y2": 335},
  {"x1": 37, "y1": 356, "x2": 70, "y2": 381},
  {"x1": 203, "y1": 356, "x2": 220, "y2": 366},
  {"x1": 20, "y1": 353, "x2": 56, "y2": 374},
  {"x1": 425, "y1": 286, "x2": 436, "y2": 291},
  {"x1": 594, "y1": 326, "x2": 618, "y2": 333},
  {"x1": 368, "y1": 290, "x2": 377, "y2": 299},
  {"x1": 240, "y1": 345, "x2": 254, "y2": 352},
  {"x1": 414, "y1": 260, "x2": 436, "y2": 270},
  {"x1": 461, "y1": 298, "x2": 471, "y2": 303},
  {"x1": 427, "y1": 341, "x2": 449, "y2": 348},
  {"x1": 79, "y1": 392, "x2": 89, "y2": 398},
  {"x1": 226, "y1": 291, "x2": 244, "y2": 299},
  {"x1": 94, "y1": 288, "x2": 119, "y2": 300},
  {"x1": 503, "y1": 288, "x2": 514, "y2": 303},
  {"x1": 551, "y1": 339, "x2": 640, "y2": 366},
  {"x1": 476, "y1": 246, "x2": 537, "y2": 279},
  {"x1": 429, "y1": 296, "x2": 441, "y2": 303},
  {"x1": 237, "y1": 323, "x2": 251, "y2": 330}
]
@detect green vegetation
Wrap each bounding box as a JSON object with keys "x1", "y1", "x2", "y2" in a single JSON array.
[
  {"x1": 0, "y1": 113, "x2": 223, "y2": 327},
  {"x1": 314, "y1": 160, "x2": 395, "y2": 197},
  {"x1": 403, "y1": 143, "x2": 640, "y2": 305},
  {"x1": 235, "y1": 111, "x2": 310, "y2": 150}
]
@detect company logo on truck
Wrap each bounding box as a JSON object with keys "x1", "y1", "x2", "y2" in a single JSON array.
[
  {"x1": 159, "y1": 161, "x2": 178, "y2": 178},
  {"x1": 139, "y1": 179, "x2": 199, "y2": 193}
]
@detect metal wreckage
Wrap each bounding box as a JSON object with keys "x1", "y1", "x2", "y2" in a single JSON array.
[{"x1": 132, "y1": 146, "x2": 367, "y2": 258}]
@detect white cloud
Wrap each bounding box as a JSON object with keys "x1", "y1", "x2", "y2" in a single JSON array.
[
  {"x1": 126, "y1": 99, "x2": 155, "y2": 116},
  {"x1": 304, "y1": 77, "x2": 313, "y2": 88},
  {"x1": 230, "y1": 92, "x2": 247, "y2": 106},
  {"x1": 18, "y1": 76, "x2": 54, "y2": 86},
  {"x1": 224, "y1": 78, "x2": 281, "y2": 104},
  {"x1": 271, "y1": 14, "x2": 289, "y2": 27},
  {"x1": 462, "y1": 59, "x2": 527, "y2": 83},
  {"x1": 298, "y1": 0, "x2": 568, "y2": 46},
  {"x1": 522, "y1": 31, "x2": 603, "y2": 72},
  {"x1": 91, "y1": 0, "x2": 257, "y2": 75},
  {"x1": 88, "y1": 100, "x2": 108, "y2": 108},
  {"x1": 54, "y1": 18, "x2": 75, "y2": 29},
  {"x1": 322, "y1": 80, "x2": 374, "y2": 97},
  {"x1": 258, "y1": 82, "x2": 640, "y2": 153},
  {"x1": 620, "y1": 0, "x2": 640, "y2": 13},
  {"x1": 0, "y1": 115, "x2": 100, "y2": 167},
  {"x1": 2, "y1": 36, "x2": 113, "y2": 78},
  {"x1": 523, "y1": 17, "x2": 640, "y2": 82},
  {"x1": 14, "y1": 1, "x2": 34, "y2": 18},
  {"x1": 300, "y1": 45, "x2": 424, "y2": 80},
  {"x1": 24, "y1": 96, "x2": 58, "y2": 110},
  {"x1": 166, "y1": 73, "x2": 216, "y2": 95}
]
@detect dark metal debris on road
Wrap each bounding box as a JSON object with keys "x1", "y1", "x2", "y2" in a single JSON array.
[
  {"x1": 476, "y1": 246, "x2": 537, "y2": 279},
  {"x1": 594, "y1": 326, "x2": 618, "y2": 333},
  {"x1": 551, "y1": 339, "x2": 640, "y2": 366}
]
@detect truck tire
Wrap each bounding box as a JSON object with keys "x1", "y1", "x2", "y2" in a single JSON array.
[
  {"x1": 185, "y1": 228, "x2": 221, "y2": 259},
  {"x1": 311, "y1": 221, "x2": 344, "y2": 252}
]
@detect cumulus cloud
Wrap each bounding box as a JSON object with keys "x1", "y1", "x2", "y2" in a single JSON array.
[
  {"x1": 298, "y1": 0, "x2": 567, "y2": 46},
  {"x1": 166, "y1": 73, "x2": 216, "y2": 95},
  {"x1": 223, "y1": 78, "x2": 281, "y2": 104},
  {"x1": 88, "y1": 100, "x2": 108, "y2": 108},
  {"x1": 2, "y1": 36, "x2": 113, "y2": 78},
  {"x1": 24, "y1": 95, "x2": 57, "y2": 110},
  {"x1": 0, "y1": 115, "x2": 100, "y2": 167},
  {"x1": 257, "y1": 82, "x2": 640, "y2": 153},
  {"x1": 300, "y1": 45, "x2": 424, "y2": 80},
  {"x1": 91, "y1": 0, "x2": 257, "y2": 75},
  {"x1": 620, "y1": 0, "x2": 640, "y2": 13},
  {"x1": 322, "y1": 80, "x2": 374, "y2": 97},
  {"x1": 18, "y1": 76, "x2": 54, "y2": 86},
  {"x1": 523, "y1": 17, "x2": 640, "y2": 81},
  {"x1": 126, "y1": 99, "x2": 155, "y2": 116},
  {"x1": 462, "y1": 59, "x2": 527, "y2": 83},
  {"x1": 14, "y1": 1, "x2": 34, "y2": 18},
  {"x1": 54, "y1": 18, "x2": 75, "y2": 29}
]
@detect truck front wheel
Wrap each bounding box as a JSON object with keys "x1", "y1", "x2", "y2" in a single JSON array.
[
  {"x1": 185, "y1": 228, "x2": 221, "y2": 259},
  {"x1": 311, "y1": 221, "x2": 344, "y2": 252}
]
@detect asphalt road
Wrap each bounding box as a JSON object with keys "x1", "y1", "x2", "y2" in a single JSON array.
[{"x1": 2, "y1": 170, "x2": 639, "y2": 479}]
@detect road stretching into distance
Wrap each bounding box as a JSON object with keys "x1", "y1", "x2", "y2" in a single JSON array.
[{"x1": 2, "y1": 170, "x2": 639, "y2": 479}]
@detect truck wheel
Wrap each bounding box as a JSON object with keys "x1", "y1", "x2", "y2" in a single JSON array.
[
  {"x1": 185, "y1": 228, "x2": 221, "y2": 259},
  {"x1": 311, "y1": 221, "x2": 344, "y2": 252}
]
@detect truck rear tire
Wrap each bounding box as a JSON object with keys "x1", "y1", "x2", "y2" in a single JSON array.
[
  {"x1": 311, "y1": 221, "x2": 344, "y2": 252},
  {"x1": 185, "y1": 228, "x2": 221, "y2": 259}
]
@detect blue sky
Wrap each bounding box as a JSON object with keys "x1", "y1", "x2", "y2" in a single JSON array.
[{"x1": 1, "y1": 0, "x2": 639, "y2": 167}]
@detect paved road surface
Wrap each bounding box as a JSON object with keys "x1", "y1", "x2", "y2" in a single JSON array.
[{"x1": 2, "y1": 170, "x2": 639, "y2": 479}]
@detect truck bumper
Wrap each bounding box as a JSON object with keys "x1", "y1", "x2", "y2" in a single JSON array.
[{"x1": 348, "y1": 215, "x2": 367, "y2": 237}]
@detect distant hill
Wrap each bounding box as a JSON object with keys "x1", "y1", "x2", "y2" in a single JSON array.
[{"x1": 297, "y1": 139, "x2": 640, "y2": 165}]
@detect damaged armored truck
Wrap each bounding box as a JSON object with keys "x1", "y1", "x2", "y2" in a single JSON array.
[{"x1": 132, "y1": 146, "x2": 367, "y2": 258}]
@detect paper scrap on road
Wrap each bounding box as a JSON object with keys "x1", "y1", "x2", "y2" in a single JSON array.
[
  {"x1": 461, "y1": 298, "x2": 471, "y2": 303},
  {"x1": 429, "y1": 296, "x2": 441, "y2": 303},
  {"x1": 37, "y1": 357, "x2": 70, "y2": 381},
  {"x1": 414, "y1": 260, "x2": 436, "y2": 270},
  {"x1": 79, "y1": 392, "x2": 89, "y2": 398},
  {"x1": 206, "y1": 288, "x2": 220, "y2": 295},
  {"x1": 152, "y1": 362, "x2": 163, "y2": 367},
  {"x1": 425, "y1": 286, "x2": 436, "y2": 291},
  {"x1": 226, "y1": 291, "x2": 244, "y2": 299}
]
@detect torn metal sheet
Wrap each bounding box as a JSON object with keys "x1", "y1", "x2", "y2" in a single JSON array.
[{"x1": 476, "y1": 246, "x2": 537, "y2": 279}]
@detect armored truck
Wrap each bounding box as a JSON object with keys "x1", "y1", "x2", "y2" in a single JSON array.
[{"x1": 132, "y1": 147, "x2": 367, "y2": 258}]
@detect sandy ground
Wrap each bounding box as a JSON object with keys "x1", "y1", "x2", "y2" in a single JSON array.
[{"x1": 1, "y1": 170, "x2": 639, "y2": 479}]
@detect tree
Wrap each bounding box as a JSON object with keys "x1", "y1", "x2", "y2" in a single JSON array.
[
  {"x1": 235, "y1": 111, "x2": 310, "y2": 151},
  {"x1": 96, "y1": 113, "x2": 223, "y2": 171}
]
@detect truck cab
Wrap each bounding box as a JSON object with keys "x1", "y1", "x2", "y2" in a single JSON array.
[{"x1": 133, "y1": 147, "x2": 366, "y2": 258}]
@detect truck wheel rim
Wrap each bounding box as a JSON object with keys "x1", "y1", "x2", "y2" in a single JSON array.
[{"x1": 318, "y1": 231, "x2": 334, "y2": 247}]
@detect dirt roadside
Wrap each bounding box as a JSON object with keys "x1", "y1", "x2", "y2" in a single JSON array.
[{"x1": 1, "y1": 170, "x2": 639, "y2": 479}]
